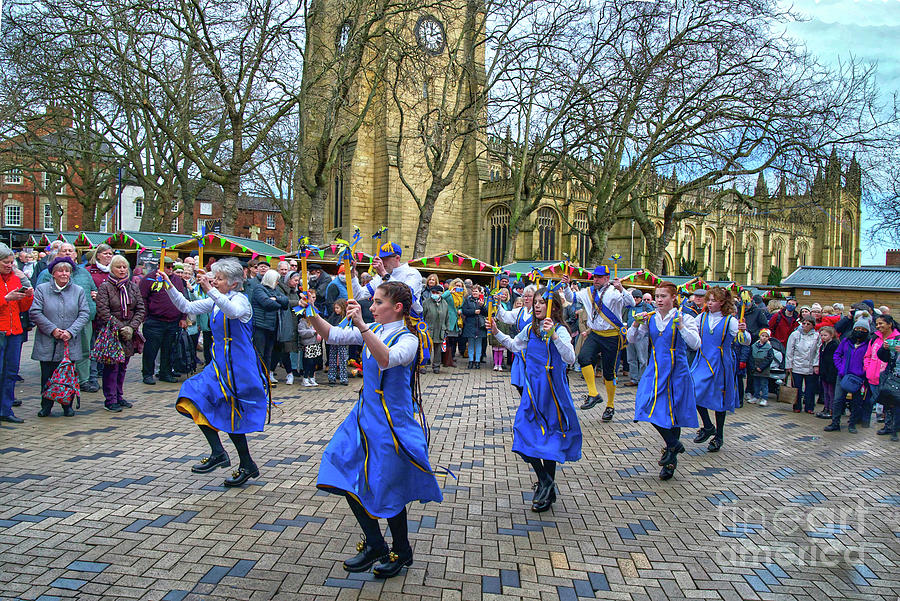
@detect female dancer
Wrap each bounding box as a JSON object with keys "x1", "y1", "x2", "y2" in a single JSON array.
[
  {"x1": 159, "y1": 259, "x2": 270, "y2": 487},
  {"x1": 302, "y1": 281, "x2": 442, "y2": 579},
  {"x1": 690, "y1": 287, "x2": 748, "y2": 452},
  {"x1": 489, "y1": 287, "x2": 581, "y2": 512},
  {"x1": 628, "y1": 282, "x2": 700, "y2": 480},
  {"x1": 495, "y1": 285, "x2": 535, "y2": 394}
]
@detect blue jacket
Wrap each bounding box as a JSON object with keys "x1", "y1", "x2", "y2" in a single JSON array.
[
  {"x1": 626, "y1": 301, "x2": 654, "y2": 327},
  {"x1": 251, "y1": 284, "x2": 289, "y2": 332}
]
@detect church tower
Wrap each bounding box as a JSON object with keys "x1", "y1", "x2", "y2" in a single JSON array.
[{"x1": 306, "y1": 0, "x2": 486, "y2": 257}]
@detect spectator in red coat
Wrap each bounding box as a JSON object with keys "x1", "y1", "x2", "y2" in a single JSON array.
[
  {"x1": 768, "y1": 297, "x2": 799, "y2": 346},
  {"x1": 0, "y1": 243, "x2": 34, "y2": 424},
  {"x1": 816, "y1": 304, "x2": 842, "y2": 331}
]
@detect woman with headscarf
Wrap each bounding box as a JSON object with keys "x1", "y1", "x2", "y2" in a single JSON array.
[
  {"x1": 250, "y1": 269, "x2": 289, "y2": 384},
  {"x1": 29, "y1": 257, "x2": 91, "y2": 417},
  {"x1": 95, "y1": 255, "x2": 146, "y2": 412}
]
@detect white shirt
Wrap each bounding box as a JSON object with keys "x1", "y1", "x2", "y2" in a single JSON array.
[
  {"x1": 352, "y1": 262, "x2": 424, "y2": 314},
  {"x1": 495, "y1": 326, "x2": 577, "y2": 365},
  {"x1": 496, "y1": 305, "x2": 530, "y2": 328},
  {"x1": 702, "y1": 311, "x2": 750, "y2": 345},
  {"x1": 564, "y1": 285, "x2": 635, "y2": 332},
  {"x1": 166, "y1": 286, "x2": 252, "y2": 323},
  {"x1": 627, "y1": 309, "x2": 701, "y2": 351},
  {"x1": 327, "y1": 319, "x2": 418, "y2": 369}
]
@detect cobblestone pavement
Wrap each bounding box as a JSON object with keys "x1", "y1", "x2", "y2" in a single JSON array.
[{"x1": 1, "y1": 344, "x2": 898, "y2": 601}]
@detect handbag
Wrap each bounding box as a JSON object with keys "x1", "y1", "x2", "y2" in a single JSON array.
[
  {"x1": 44, "y1": 341, "x2": 80, "y2": 408},
  {"x1": 91, "y1": 319, "x2": 126, "y2": 364},
  {"x1": 839, "y1": 346, "x2": 864, "y2": 393},
  {"x1": 133, "y1": 330, "x2": 145, "y2": 354}
]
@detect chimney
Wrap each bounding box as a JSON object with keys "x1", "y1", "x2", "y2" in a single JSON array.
[{"x1": 886, "y1": 249, "x2": 900, "y2": 266}]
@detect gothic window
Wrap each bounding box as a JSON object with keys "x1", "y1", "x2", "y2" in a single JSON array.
[
  {"x1": 797, "y1": 242, "x2": 808, "y2": 267},
  {"x1": 841, "y1": 212, "x2": 853, "y2": 267},
  {"x1": 724, "y1": 232, "x2": 735, "y2": 275},
  {"x1": 574, "y1": 211, "x2": 589, "y2": 267},
  {"x1": 537, "y1": 207, "x2": 559, "y2": 261},
  {"x1": 331, "y1": 167, "x2": 345, "y2": 229},
  {"x1": 683, "y1": 226, "x2": 695, "y2": 261},
  {"x1": 487, "y1": 205, "x2": 509, "y2": 265},
  {"x1": 773, "y1": 238, "x2": 785, "y2": 271},
  {"x1": 704, "y1": 228, "x2": 716, "y2": 276},
  {"x1": 747, "y1": 234, "x2": 758, "y2": 283}
]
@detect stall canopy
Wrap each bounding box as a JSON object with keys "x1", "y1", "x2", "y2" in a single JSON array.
[
  {"x1": 67, "y1": 231, "x2": 110, "y2": 249},
  {"x1": 169, "y1": 232, "x2": 289, "y2": 264},
  {"x1": 102, "y1": 231, "x2": 193, "y2": 253},
  {"x1": 413, "y1": 251, "x2": 504, "y2": 282},
  {"x1": 26, "y1": 233, "x2": 52, "y2": 247}
]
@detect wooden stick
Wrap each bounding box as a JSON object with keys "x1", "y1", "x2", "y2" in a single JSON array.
[{"x1": 344, "y1": 258, "x2": 354, "y2": 301}]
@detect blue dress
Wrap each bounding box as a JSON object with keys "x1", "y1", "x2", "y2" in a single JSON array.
[
  {"x1": 176, "y1": 308, "x2": 270, "y2": 433},
  {"x1": 510, "y1": 308, "x2": 531, "y2": 390},
  {"x1": 317, "y1": 323, "x2": 443, "y2": 518},
  {"x1": 513, "y1": 327, "x2": 582, "y2": 463},
  {"x1": 634, "y1": 316, "x2": 698, "y2": 429},
  {"x1": 691, "y1": 313, "x2": 738, "y2": 412}
]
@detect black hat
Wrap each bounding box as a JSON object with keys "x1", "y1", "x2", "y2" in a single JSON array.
[{"x1": 307, "y1": 263, "x2": 324, "y2": 271}]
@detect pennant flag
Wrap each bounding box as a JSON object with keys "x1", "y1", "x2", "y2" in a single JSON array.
[
  {"x1": 357, "y1": 252, "x2": 364, "y2": 261},
  {"x1": 251, "y1": 252, "x2": 259, "y2": 259},
  {"x1": 317, "y1": 249, "x2": 325, "y2": 258},
  {"x1": 229, "y1": 243, "x2": 237, "y2": 251},
  {"x1": 549, "y1": 265, "x2": 556, "y2": 273},
  {"x1": 220, "y1": 237, "x2": 226, "y2": 247},
  {"x1": 578, "y1": 267, "x2": 584, "y2": 275},
  {"x1": 478, "y1": 262, "x2": 485, "y2": 271},
  {"x1": 279, "y1": 255, "x2": 286, "y2": 261},
  {"x1": 331, "y1": 244, "x2": 337, "y2": 254},
  {"x1": 421, "y1": 258, "x2": 427, "y2": 266},
  {"x1": 448, "y1": 253, "x2": 454, "y2": 261},
  {"x1": 470, "y1": 259, "x2": 476, "y2": 267},
  {"x1": 435, "y1": 257, "x2": 441, "y2": 266},
  {"x1": 516, "y1": 273, "x2": 522, "y2": 281},
  {"x1": 242, "y1": 246, "x2": 249, "y2": 252},
  {"x1": 457, "y1": 257, "x2": 463, "y2": 265}
]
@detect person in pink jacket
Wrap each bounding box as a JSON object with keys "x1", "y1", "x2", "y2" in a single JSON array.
[{"x1": 864, "y1": 314, "x2": 900, "y2": 430}]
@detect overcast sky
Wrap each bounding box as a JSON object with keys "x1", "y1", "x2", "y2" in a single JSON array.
[{"x1": 783, "y1": 0, "x2": 899, "y2": 264}]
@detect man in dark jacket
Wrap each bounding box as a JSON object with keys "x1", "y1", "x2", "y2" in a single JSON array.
[
  {"x1": 308, "y1": 264, "x2": 332, "y2": 316},
  {"x1": 139, "y1": 257, "x2": 186, "y2": 384},
  {"x1": 681, "y1": 289, "x2": 706, "y2": 318}
]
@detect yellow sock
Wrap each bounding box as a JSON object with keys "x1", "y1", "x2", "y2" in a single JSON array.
[
  {"x1": 582, "y1": 365, "x2": 598, "y2": 397},
  {"x1": 605, "y1": 379, "x2": 616, "y2": 408}
]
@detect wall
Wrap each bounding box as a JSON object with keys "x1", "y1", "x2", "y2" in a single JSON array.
[{"x1": 789, "y1": 287, "x2": 899, "y2": 313}]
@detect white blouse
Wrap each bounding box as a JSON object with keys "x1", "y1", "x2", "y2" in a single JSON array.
[
  {"x1": 166, "y1": 286, "x2": 252, "y2": 323},
  {"x1": 327, "y1": 319, "x2": 418, "y2": 369},
  {"x1": 627, "y1": 310, "x2": 701, "y2": 350},
  {"x1": 495, "y1": 305, "x2": 530, "y2": 327},
  {"x1": 495, "y1": 326, "x2": 577, "y2": 365},
  {"x1": 702, "y1": 311, "x2": 750, "y2": 345}
]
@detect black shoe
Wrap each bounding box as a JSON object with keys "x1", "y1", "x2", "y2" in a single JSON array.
[
  {"x1": 37, "y1": 408, "x2": 52, "y2": 418},
  {"x1": 373, "y1": 547, "x2": 414, "y2": 579},
  {"x1": 815, "y1": 411, "x2": 832, "y2": 419},
  {"x1": 343, "y1": 540, "x2": 389, "y2": 573},
  {"x1": 0, "y1": 414, "x2": 24, "y2": 423},
  {"x1": 433, "y1": 366, "x2": 440, "y2": 374},
  {"x1": 823, "y1": 424, "x2": 840, "y2": 432},
  {"x1": 580, "y1": 395, "x2": 601, "y2": 410},
  {"x1": 158, "y1": 376, "x2": 178, "y2": 383},
  {"x1": 63, "y1": 405, "x2": 75, "y2": 417},
  {"x1": 223, "y1": 464, "x2": 259, "y2": 487},
  {"x1": 171, "y1": 372, "x2": 182, "y2": 378},
  {"x1": 707, "y1": 437, "x2": 723, "y2": 452},
  {"x1": 877, "y1": 426, "x2": 890, "y2": 435},
  {"x1": 142, "y1": 376, "x2": 156, "y2": 385},
  {"x1": 191, "y1": 453, "x2": 231, "y2": 474},
  {"x1": 657, "y1": 441, "x2": 685, "y2": 466},
  {"x1": 12, "y1": 400, "x2": 21, "y2": 407},
  {"x1": 117, "y1": 400, "x2": 133, "y2": 408},
  {"x1": 891, "y1": 432, "x2": 899, "y2": 442},
  {"x1": 847, "y1": 425, "x2": 857, "y2": 434},
  {"x1": 877, "y1": 415, "x2": 885, "y2": 423},
  {"x1": 601, "y1": 406, "x2": 615, "y2": 421},
  {"x1": 104, "y1": 404, "x2": 122, "y2": 413},
  {"x1": 694, "y1": 426, "x2": 715, "y2": 444},
  {"x1": 659, "y1": 464, "x2": 676, "y2": 480}
]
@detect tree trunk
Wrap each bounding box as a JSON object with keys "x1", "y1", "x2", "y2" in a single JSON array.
[
  {"x1": 413, "y1": 185, "x2": 444, "y2": 258},
  {"x1": 587, "y1": 228, "x2": 610, "y2": 266},
  {"x1": 221, "y1": 175, "x2": 239, "y2": 235},
  {"x1": 307, "y1": 185, "x2": 327, "y2": 244}
]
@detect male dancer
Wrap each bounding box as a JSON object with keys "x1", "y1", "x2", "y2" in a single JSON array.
[
  {"x1": 351, "y1": 241, "x2": 423, "y2": 313},
  {"x1": 562, "y1": 266, "x2": 635, "y2": 420}
]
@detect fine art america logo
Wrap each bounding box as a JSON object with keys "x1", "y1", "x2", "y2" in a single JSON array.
[{"x1": 714, "y1": 501, "x2": 874, "y2": 568}]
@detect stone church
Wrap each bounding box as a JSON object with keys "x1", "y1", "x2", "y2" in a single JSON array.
[{"x1": 311, "y1": 4, "x2": 861, "y2": 286}]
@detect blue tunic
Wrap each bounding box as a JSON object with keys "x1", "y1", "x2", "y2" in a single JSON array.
[
  {"x1": 691, "y1": 313, "x2": 738, "y2": 412},
  {"x1": 317, "y1": 324, "x2": 443, "y2": 518},
  {"x1": 177, "y1": 309, "x2": 270, "y2": 433},
  {"x1": 513, "y1": 327, "x2": 582, "y2": 463},
  {"x1": 634, "y1": 316, "x2": 698, "y2": 429},
  {"x1": 510, "y1": 309, "x2": 532, "y2": 389}
]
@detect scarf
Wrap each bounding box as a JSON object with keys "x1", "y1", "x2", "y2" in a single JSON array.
[
  {"x1": 95, "y1": 262, "x2": 111, "y2": 273},
  {"x1": 451, "y1": 290, "x2": 465, "y2": 328},
  {"x1": 108, "y1": 275, "x2": 131, "y2": 319}
]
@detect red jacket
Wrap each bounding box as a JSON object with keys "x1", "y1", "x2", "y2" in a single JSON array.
[
  {"x1": 767, "y1": 309, "x2": 798, "y2": 346},
  {"x1": 815, "y1": 314, "x2": 841, "y2": 332},
  {"x1": 0, "y1": 271, "x2": 33, "y2": 335}
]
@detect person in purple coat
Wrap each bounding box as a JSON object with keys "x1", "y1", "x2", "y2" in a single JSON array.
[{"x1": 824, "y1": 312, "x2": 872, "y2": 434}]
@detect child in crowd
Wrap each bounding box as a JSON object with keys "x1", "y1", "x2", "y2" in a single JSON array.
[
  {"x1": 326, "y1": 299, "x2": 350, "y2": 386},
  {"x1": 749, "y1": 328, "x2": 775, "y2": 406},
  {"x1": 816, "y1": 326, "x2": 839, "y2": 419}
]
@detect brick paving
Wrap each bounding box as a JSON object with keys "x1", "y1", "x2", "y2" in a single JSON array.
[{"x1": 1, "y1": 342, "x2": 898, "y2": 600}]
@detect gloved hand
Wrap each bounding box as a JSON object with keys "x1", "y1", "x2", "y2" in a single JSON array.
[
  {"x1": 739, "y1": 362, "x2": 746, "y2": 370},
  {"x1": 119, "y1": 326, "x2": 134, "y2": 341}
]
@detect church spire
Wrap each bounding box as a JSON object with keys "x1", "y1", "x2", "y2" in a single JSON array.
[
  {"x1": 845, "y1": 152, "x2": 861, "y2": 198},
  {"x1": 826, "y1": 146, "x2": 841, "y2": 189},
  {"x1": 753, "y1": 171, "x2": 769, "y2": 202}
]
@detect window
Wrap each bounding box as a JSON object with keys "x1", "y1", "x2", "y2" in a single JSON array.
[
  {"x1": 100, "y1": 211, "x2": 109, "y2": 232},
  {"x1": 4, "y1": 168, "x2": 22, "y2": 185},
  {"x1": 172, "y1": 200, "x2": 179, "y2": 212},
  {"x1": 200, "y1": 202, "x2": 212, "y2": 216},
  {"x1": 266, "y1": 213, "x2": 276, "y2": 229},
  {"x1": 170, "y1": 218, "x2": 179, "y2": 233},
  {"x1": 4, "y1": 204, "x2": 22, "y2": 227},
  {"x1": 134, "y1": 197, "x2": 143, "y2": 218},
  {"x1": 266, "y1": 237, "x2": 275, "y2": 245},
  {"x1": 43, "y1": 204, "x2": 53, "y2": 230},
  {"x1": 574, "y1": 211, "x2": 589, "y2": 267},
  {"x1": 331, "y1": 171, "x2": 344, "y2": 229},
  {"x1": 487, "y1": 205, "x2": 510, "y2": 265},
  {"x1": 536, "y1": 207, "x2": 558, "y2": 261}
]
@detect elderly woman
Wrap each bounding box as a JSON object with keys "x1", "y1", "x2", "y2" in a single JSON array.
[
  {"x1": 0, "y1": 243, "x2": 34, "y2": 424},
  {"x1": 95, "y1": 255, "x2": 146, "y2": 412},
  {"x1": 275, "y1": 271, "x2": 301, "y2": 384},
  {"x1": 86, "y1": 243, "x2": 115, "y2": 391},
  {"x1": 158, "y1": 258, "x2": 270, "y2": 487},
  {"x1": 251, "y1": 269, "x2": 289, "y2": 384},
  {"x1": 29, "y1": 257, "x2": 91, "y2": 417}
]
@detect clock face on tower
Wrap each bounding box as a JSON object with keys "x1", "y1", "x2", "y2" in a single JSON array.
[{"x1": 414, "y1": 15, "x2": 445, "y2": 55}]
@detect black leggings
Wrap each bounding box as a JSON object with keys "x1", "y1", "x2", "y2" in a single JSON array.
[
  {"x1": 652, "y1": 424, "x2": 681, "y2": 448},
  {"x1": 198, "y1": 423, "x2": 254, "y2": 469},
  {"x1": 345, "y1": 495, "x2": 410, "y2": 552},
  {"x1": 697, "y1": 407, "x2": 727, "y2": 439}
]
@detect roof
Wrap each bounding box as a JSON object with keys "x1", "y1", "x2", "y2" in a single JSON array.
[
  {"x1": 170, "y1": 232, "x2": 288, "y2": 258},
  {"x1": 103, "y1": 231, "x2": 193, "y2": 252},
  {"x1": 782, "y1": 266, "x2": 900, "y2": 291}
]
